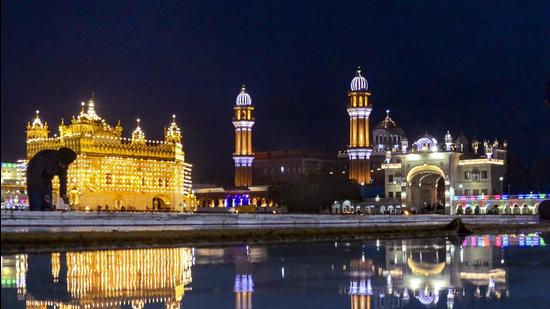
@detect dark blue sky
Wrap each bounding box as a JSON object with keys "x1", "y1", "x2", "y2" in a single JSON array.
[{"x1": 2, "y1": 1, "x2": 549, "y2": 181}]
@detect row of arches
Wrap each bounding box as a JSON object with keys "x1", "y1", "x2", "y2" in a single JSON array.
[
  {"x1": 337, "y1": 204, "x2": 404, "y2": 215},
  {"x1": 455, "y1": 203, "x2": 540, "y2": 215}
]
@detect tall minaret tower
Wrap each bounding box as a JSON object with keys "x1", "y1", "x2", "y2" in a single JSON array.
[
  {"x1": 233, "y1": 85, "x2": 255, "y2": 187},
  {"x1": 347, "y1": 67, "x2": 373, "y2": 185}
]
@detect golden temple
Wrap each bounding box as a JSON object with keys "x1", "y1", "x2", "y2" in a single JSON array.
[{"x1": 25, "y1": 97, "x2": 194, "y2": 211}]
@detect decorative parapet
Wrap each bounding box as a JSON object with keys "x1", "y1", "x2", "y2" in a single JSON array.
[
  {"x1": 458, "y1": 158, "x2": 504, "y2": 166},
  {"x1": 26, "y1": 135, "x2": 181, "y2": 161},
  {"x1": 381, "y1": 163, "x2": 401, "y2": 169}
]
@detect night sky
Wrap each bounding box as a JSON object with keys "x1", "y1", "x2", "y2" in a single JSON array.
[{"x1": 2, "y1": 1, "x2": 549, "y2": 183}]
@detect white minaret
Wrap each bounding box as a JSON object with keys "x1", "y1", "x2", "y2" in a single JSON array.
[
  {"x1": 484, "y1": 139, "x2": 493, "y2": 159},
  {"x1": 401, "y1": 137, "x2": 408, "y2": 154},
  {"x1": 444, "y1": 131, "x2": 453, "y2": 152}
]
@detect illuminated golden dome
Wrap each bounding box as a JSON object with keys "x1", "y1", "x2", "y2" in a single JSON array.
[
  {"x1": 165, "y1": 114, "x2": 182, "y2": 144},
  {"x1": 131, "y1": 118, "x2": 146, "y2": 144},
  {"x1": 31, "y1": 110, "x2": 44, "y2": 127}
]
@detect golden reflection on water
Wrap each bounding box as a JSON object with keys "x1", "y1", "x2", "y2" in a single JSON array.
[{"x1": 23, "y1": 247, "x2": 192, "y2": 309}]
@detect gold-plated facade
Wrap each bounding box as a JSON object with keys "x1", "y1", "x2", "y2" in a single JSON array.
[{"x1": 25, "y1": 98, "x2": 194, "y2": 211}]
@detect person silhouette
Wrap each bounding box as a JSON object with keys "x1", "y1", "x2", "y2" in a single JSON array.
[{"x1": 26, "y1": 148, "x2": 77, "y2": 211}]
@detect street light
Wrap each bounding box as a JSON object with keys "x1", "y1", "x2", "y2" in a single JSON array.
[{"x1": 499, "y1": 177, "x2": 504, "y2": 195}]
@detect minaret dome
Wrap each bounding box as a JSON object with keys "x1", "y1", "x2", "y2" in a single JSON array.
[
  {"x1": 236, "y1": 85, "x2": 252, "y2": 106},
  {"x1": 350, "y1": 67, "x2": 368, "y2": 91}
]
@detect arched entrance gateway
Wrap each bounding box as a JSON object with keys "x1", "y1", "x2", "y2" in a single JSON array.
[
  {"x1": 152, "y1": 195, "x2": 171, "y2": 211},
  {"x1": 405, "y1": 164, "x2": 450, "y2": 214}
]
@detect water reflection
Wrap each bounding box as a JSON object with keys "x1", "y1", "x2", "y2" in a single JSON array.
[
  {"x1": 3, "y1": 248, "x2": 192, "y2": 308},
  {"x1": 0, "y1": 233, "x2": 547, "y2": 308}
]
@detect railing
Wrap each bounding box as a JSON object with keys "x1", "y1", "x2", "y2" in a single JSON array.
[{"x1": 454, "y1": 193, "x2": 548, "y2": 201}]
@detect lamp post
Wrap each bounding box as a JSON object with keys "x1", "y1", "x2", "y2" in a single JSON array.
[{"x1": 499, "y1": 177, "x2": 504, "y2": 195}]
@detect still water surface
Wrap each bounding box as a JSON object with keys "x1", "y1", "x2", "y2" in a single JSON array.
[{"x1": 2, "y1": 233, "x2": 549, "y2": 308}]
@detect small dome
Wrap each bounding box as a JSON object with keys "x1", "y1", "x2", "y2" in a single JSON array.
[
  {"x1": 32, "y1": 110, "x2": 43, "y2": 126},
  {"x1": 455, "y1": 133, "x2": 469, "y2": 152},
  {"x1": 131, "y1": 118, "x2": 146, "y2": 143},
  {"x1": 165, "y1": 114, "x2": 182, "y2": 143},
  {"x1": 167, "y1": 114, "x2": 181, "y2": 134},
  {"x1": 455, "y1": 134, "x2": 469, "y2": 146},
  {"x1": 414, "y1": 133, "x2": 438, "y2": 152},
  {"x1": 236, "y1": 85, "x2": 252, "y2": 106},
  {"x1": 350, "y1": 67, "x2": 368, "y2": 91},
  {"x1": 376, "y1": 110, "x2": 397, "y2": 130}
]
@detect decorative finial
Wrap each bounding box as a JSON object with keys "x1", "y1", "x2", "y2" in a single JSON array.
[
  {"x1": 35, "y1": 110, "x2": 39, "y2": 116},
  {"x1": 386, "y1": 109, "x2": 390, "y2": 116},
  {"x1": 172, "y1": 114, "x2": 176, "y2": 120},
  {"x1": 241, "y1": 85, "x2": 246, "y2": 92},
  {"x1": 356, "y1": 66, "x2": 362, "y2": 76},
  {"x1": 137, "y1": 118, "x2": 140, "y2": 124},
  {"x1": 91, "y1": 91, "x2": 95, "y2": 99}
]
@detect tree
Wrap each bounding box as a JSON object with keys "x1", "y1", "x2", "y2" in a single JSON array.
[{"x1": 268, "y1": 173, "x2": 361, "y2": 213}]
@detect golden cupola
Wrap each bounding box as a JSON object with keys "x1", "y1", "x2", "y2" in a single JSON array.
[
  {"x1": 131, "y1": 118, "x2": 146, "y2": 144},
  {"x1": 165, "y1": 114, "x2": 182, "y2": 144},
  {"x1": 26, "y1": 110, "x2": 49, "y2": 140}
]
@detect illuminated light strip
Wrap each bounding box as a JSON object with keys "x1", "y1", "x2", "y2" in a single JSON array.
[
  {"x1": 458, "y1": 159, "x2": 504, "y2": 166},
  {"x1": 381, "y1": 163, "x2": 401, "y2": 169},
  {"x1": 232, "y1": 121, "x2": 255, "y2": 128},
  {"x1": 233, "y1": 156, "x2": 254, "y2": 167},
  {"x1": 346, "y1": 107, "x2": 372, "y2": 117},
  {"x1": 347, "y1": 148, "x2": 373, "y2": 160}
]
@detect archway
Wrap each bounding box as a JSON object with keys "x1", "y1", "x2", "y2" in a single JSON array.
[
  {"x1": 406, "y1": 165, "x2": 446, "y2": 214},
  {"x1": 152, "y1": 195, "x2": 171, "y2": 211}
]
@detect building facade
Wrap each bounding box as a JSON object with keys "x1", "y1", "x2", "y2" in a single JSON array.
[
  {"x1": 370, "y1": 110, "x2": 407, "y2": 185},
  {"x1": 1, "y1": 161, "x2": 28, "y2": 209},
  {"x1": 253, "y1": 149, "x2": 344, "y2": 185},
  {"x1": 25, "y1": 98, "x2": 193, "y2": 211},
  {"x1": 382, "y1": 132, "x2": 507, "y2": 214}
]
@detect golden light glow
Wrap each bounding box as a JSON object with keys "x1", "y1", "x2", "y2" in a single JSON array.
[
  {"x1": 458, "y1": 159, "x2": 505, "y2": 166},
  {"x1": 23, "y1": 248, "x2": 193, "y2": 309},
  {"x1": 405, "y1": 164, "x2": 445, "y2": 184},
  {"x1": 25, "y1": 99, "x2": 194, "y2": 211}
]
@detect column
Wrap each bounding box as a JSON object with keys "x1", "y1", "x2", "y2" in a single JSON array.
[
  {"x1": 358, "y1": 117, "x2": 364, "y2": 147},
  {"x1": 247, "y1": 129, "x2": 252, "y2": 155},
  {"x1": 236, "y1": 129, "x2": 241, "y2": 154},
  {"x1": 365, "y1": 119, "x2": 370, "y2": 146}
]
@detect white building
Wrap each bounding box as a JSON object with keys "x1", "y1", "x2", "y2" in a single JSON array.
[{"x1": 383, "y1": 132, "x2": 507, "y2": 214}]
